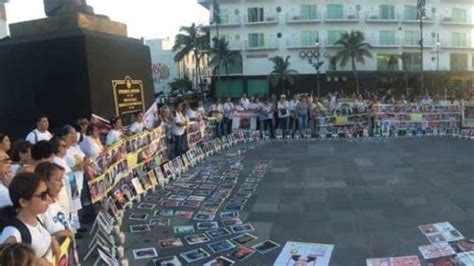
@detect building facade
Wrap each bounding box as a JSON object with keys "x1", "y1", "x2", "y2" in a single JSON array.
[
  {"x1": 0, "y1": 2, "x2": 7, "y2": 39},
  {"x1": 199, "y1": 0, "x2": 474, "y2": 96},
  {"x1": 146, "y1": 38, "x2": 179, "y2": 95}
]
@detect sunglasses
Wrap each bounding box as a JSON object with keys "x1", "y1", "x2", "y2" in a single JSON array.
[
  {"x1": 0, "y1": 157, "x2": 11, "y2": 164},
  {"x1": 32, "y1": 190, "x2": 50, "y2": 201}
]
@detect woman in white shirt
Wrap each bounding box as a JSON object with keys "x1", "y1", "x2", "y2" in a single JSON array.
[
  {"x1": 9, "y1": 140, "x2": 32, "y2": 177},
  {"x1": 0, "y1": 172, "x2": 59, "y2": 265},
  {"x1": 0, "y1": 151, "x2": 12, "y2": 208},
  {"x1": 106, "y1": 116, "x2": 123, "y2": 146},
  {"x1": 80, "y1": 124, "x2": 105, "y2": 158},
  {"x1": 51, "y1": 137, "x2": 82, "y2": 233},
  {"x1": 277, "y1": 95, "x2": 289, "y2": 135},
  {"x1": 35, "y1": 162, "x2": 74, "y2": 240},
  {"x1": 172, "y1": 101, "x2": 188, "y2": 157},
  {"x1": 129, "y1": 112, "x2": 145, "y2": 134},
  {"x1": 222, "y1": 97, "x2": 235, "y2": 135},
  {"x1": 0, "y1": 133, "x2": 11, "y2": 154}
]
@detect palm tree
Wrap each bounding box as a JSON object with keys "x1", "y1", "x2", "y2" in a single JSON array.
[
  {"x1": 173, "y1": 23, "x2": 209, "y2": 92},
  {"x1": 334, "y1": 30, "x2": 372, "y2": 95},
  {"x1": 268, "y1": 56, "x2": 298, "y2": 96},
  {"x1": 209, "y1": 37, "x2": 242, "y2": 96}
]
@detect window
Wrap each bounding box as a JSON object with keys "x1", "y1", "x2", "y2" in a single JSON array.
[
  {"x1": 377, "y1": 54, "x2": 398, "y2": 71},
  {"x1": 328, "y1": 30, "x2": 344, "y2": 45},
  {"x1": 219, "y1": 9, "x2": 230, "y2": 24},
  {"x1": 450, "y1": 53, "x2": 467, "y2": 71},
  {"x1": 404, "y1": 31, "x2": 420, "y2": 46},
  {"x1": 452, "y1": 8, "x2": 467, "y2": 23},
  {"x1": 248, "y1": 7, "x2": 264, "y2": 23},
  {"x1": 248, "y1": 33, "x2": 265, "y2": 47},
  {"x1": 380, "y1": 31, "x2": 396, "y2": 45},
  {"x1": 301, "y1": 31, "x2": 318, "y2": 46},
  {"x1": 327, "y1": 4, "x2": 343, "y2": 19},
  {"x1": 301, "y1": 5, "x2": 317, "y2": 20},
  {"x1": 379, "y1": 5, "x2": 395, "y2": 20},
  {"x1": 402, "y1": 52, "x2": 421, "y2": 71},
  {"x1": 452, "y1": 33, "x2": 467, "y2": 47},
  {"x1": 404, "y1": 5, "x2": 417, "y2": 20}
]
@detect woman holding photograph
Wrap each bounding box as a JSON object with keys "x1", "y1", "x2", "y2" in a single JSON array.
[{"x1": 0, "y1": 173, "x2": 60, "y2": 265}]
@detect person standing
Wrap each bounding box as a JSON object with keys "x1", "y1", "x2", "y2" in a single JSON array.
[
  {"x1": 106, "y1": 116, "x2": 123, "y2": 146},
  {"x1": 26, "y1": 115, "x2": 53, "y2": 144},
  {"x1": 9, "y1": 140, "x2": 32, "y2": 177},
  {"x1": 222, "y1": 97, "x2": 235, "y2": 135},
  {"x1": 172, "y1": 101, "x2": 188, "y2": 157},
  {"x1": 262, "y1": 98, "x2": 274, "y2": 138},
  {"x1": 0, "y1": 173, "x2": 60, "y2": 265},
  {"x1": 0, "y1": 151, "x2": 12, "y2": 208},
  {"x1": 289, "y1": 95, "x2": 299, "y2": 132},
  {"x1": 129, "y1": 111, "x2": 145, "y2": 134},
  {"x1": 79, "y1": 124, "x2": 105, "y2": 159},
  {"x1": 277, "y1": 95, "x2": 289, "y2": 136},
  {"x1": 0, "y1": 134, "x2": 11, "y2": 154},
  {"x1": 296, "y1": 95, "x2": 309, "y2": 130},
  {"x1": 210, "y1": 98, "x2": 224, "y2": 137}
]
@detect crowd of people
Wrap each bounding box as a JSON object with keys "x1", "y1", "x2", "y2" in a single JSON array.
[
  {"x1": 0, "y1": 89, "x2": 469, "y2": 264},
  {"x1": 0, "y1": 111, "x2": 150, "y2": 265}
]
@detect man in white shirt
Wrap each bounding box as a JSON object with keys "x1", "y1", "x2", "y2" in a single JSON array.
[
  {"x1": 288, "y1": 95, "x2": 300, "y2": 132},
  {"x1": 240, "y1": 94, "x2": 250, "y2": 110},
  {"x1": 26, "y1": 115, "x2": 53, "y2": 144}
]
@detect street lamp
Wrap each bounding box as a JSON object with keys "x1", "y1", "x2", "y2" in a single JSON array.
[
  {"x1": 305, "y1": 40, "x2": 324, "y2": 97},
  {"x1": 436, "y1": 41, "x2": 440, "y2": 71},
  {"x1": 417, "y1": 0, "x2": 426, "y2": 94}
]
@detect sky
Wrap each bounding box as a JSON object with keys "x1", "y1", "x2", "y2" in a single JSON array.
[{"x1": 5, "y1": 0, "x2": 210, "y2": 40}]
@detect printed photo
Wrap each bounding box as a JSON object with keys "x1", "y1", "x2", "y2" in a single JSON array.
[
  {"x1": 206, "y1": 228, "x2": 232, "y2": 239},
  {"x1": 173, "y1": 225, "x2": 195, "y2": 234},
  {"x1": 152, "y1": 255, "x2": 182, "y2": 266},
  {"x1": 252, "y1": 240, "x2": 281, "y2": 254},
  {"x1": 231, "y1": 233, "x2": 258, "y2": 245},
  {"x1": 149, "y1": 218, "x2": 170, "y2": 226},
  {"x1": 230, "y1": 224, "x2": 255, "y2": 234},
  {"x1": 159, "y1": 238, "x2": 184, "y2": 249},
  {"x1": 132, "y1": 247, "x2": 158, "y2": 260},
  {"x1": 180, "y1": 248, "x2": 211, "y2": 263},
  {"x1": 227, "y1": 246, "x2": 255, "y2": 262},
  {"x1": 129, "y1": 213, "x2": 148, "y2": 221},
  {"x1": 137, "y1": 203, "x2": 156, "y2": 210},
  {"x1": 203, "y1": 256, "x2": 235, "y2": 266},
  {"x1": 130, "y1": 224, "x2": 151, "y2": 233},
  {"x1": 184, "y1": 233, "x2": 211, "y2": 245},
  {"x1": 208, "y1": 240, "x2": 236, "y2": 254}
]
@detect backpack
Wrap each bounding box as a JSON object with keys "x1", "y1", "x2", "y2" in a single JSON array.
[{"x1": 0, "y1": 217, "x2": 46, "y2": 245}]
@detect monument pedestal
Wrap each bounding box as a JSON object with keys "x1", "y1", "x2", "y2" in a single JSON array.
[{"x1": 0, "y1": 13, "x2": 154, "y2": 138}]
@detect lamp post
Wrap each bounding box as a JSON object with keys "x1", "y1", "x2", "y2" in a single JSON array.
[
  {"x1": 306, "y1": 40, "x2": 324, "y2": 97},
  {"x1": 417, "y1": 0, "x2": 426, "y2": 94},
  {"x1": 436, "y1": 41, "x2": 440, "y2": 71}
]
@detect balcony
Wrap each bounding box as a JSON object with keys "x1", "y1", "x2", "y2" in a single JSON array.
[
  {"x1": 401, "y1": 14, "x2": 435, "y2": 24},
  {"x1": 365, "y1": 13, "x2": 399, "y2": 23},
  {"x1": 325, "y1": 39, "x2": 343, "y2": 48},
  {"x1": 368, "y1": 37, "x2": 401, "y2": 48},
  {"x1": 285, "y1": 12, "x2": 321, "y2": 24},
  {"x1": 324, "y1": 12, "x2": 359, "y2": 23},
  {"x1": 218, "y1": 15, "x2": 241, "y2": 27},
  {"x1": 245, "y1": 39, "x2": 279, "y2": 51},
  {"x1": 244, "y1": 14, "x2": 279, "y2": 25},
  {"x1": 442, "y1": 39, "x2": 473, "y2": 50},
  {"x1": 402, "y1": 39, "x2": 421, "y2": 48},
  {"x1": 440, "y1": 16, "x2": 474, "y2": 27},
  {"x1": 227, "y1": 41, "x2": 243, "y2": 50},
  {"x1": 286, "y1": 38, "x2": 320, "y2": 49}
]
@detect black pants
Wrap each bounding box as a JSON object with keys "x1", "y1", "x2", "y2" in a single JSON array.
[{"x1": 264, "y1": 119, "x2": 274, "y2": 138}]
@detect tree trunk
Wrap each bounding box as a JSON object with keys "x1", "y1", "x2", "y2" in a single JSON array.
[
  {"x1": 225, "y1": 64, "x2": 231, "y2": 97},
  {"x1": 351, "y1": 56, "x2": 360, "y2": 95},
  {"x1": 316, "y1": 70, "x2": 321, "y2": 98},
  {"x1": 404, "y1": 70, "x2": 409, "y2": 97},
  {"x1": 195, "y1": 53, "x2": 200, "y2": 92}
]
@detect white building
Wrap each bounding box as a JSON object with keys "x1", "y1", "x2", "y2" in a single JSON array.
[
  {"x1": 146, "y1": 38, "x2": 179, "y2": 95},
  {"x1": 198, "y1": 0, "x2": 474, "y2": 96},
  {"x1": 147, "y1": 38, "x2": 212, "y2": 94},
  {"x1": 0, "y1": 2, "x2": 7, "y2": 39}
]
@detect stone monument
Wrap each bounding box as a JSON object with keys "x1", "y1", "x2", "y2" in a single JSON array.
[
  {"x1": 0, "y1": 0, "x2": 154, "y2": 138},
  {"x1": 44, "y1": 0, "x2": 94, "y2": 17}
]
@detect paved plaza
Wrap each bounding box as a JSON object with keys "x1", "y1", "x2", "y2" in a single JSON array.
[{"x1": 90, "y1": 137, "x2": 473, "y2": 265}]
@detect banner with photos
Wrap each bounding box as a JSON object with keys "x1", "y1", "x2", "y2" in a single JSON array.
[
  {"x1": 315, "y1": 113, "x2": 369, "y2": 136},
  {"x1": 462, "y1": 101, "x2": 474, "y2": 128},
  {"x1": 232, "y1": 111, "x2": 258, "y2": 130},
  {"x1": 373, "y1": 104, "x2": 461, "y2": 136},
  {"x1": 86, "y1": 126, "x2": 168, "y2": 204}
]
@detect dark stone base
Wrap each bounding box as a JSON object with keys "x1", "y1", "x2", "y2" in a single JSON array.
[{"x1": 0, "y1": 30, "x2": 154, "y2": 139}]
